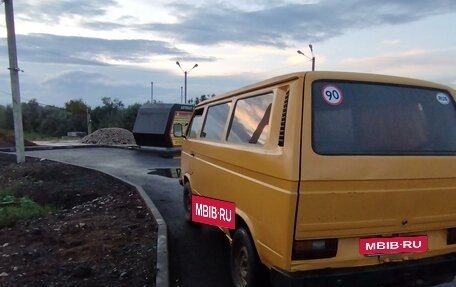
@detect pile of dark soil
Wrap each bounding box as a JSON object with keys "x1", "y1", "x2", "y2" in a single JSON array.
[
  {"x1": 0, "y1": 153, "x2": 157, "y2": 286},
  {"x1": 0, "y1": 131, "x2": 36, "y2": 148}
]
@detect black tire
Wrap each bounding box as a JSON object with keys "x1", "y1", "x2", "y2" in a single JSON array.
[
  {"x1": 182, "y1": 182, "x2": 192, "y2": 222},
  {"x1": 231, "y1": 227, "x2": 261, "y2": 287}
]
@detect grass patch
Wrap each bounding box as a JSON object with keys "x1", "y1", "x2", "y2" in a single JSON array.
[
  {"x1": 23, "y1": 130, "x2": 59, "y2": 141},
  {"x1": 0, "y1": 186, "x2": 54, "y2": 228}
]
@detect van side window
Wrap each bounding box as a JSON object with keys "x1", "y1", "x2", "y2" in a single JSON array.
[
  {"x1": 200, "y1": 102, "x2": 231, "y2": 141},
  {"x1": 187, "y1": 108, "x2": 204, "y2": 138},
  {"x1": 227, "y1": 93, "x2": 274, "y2": 146}
]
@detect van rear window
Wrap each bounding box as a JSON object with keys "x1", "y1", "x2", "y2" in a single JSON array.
[{"x1": 312, "y1": 81, "x2": 456, "y2": 155}]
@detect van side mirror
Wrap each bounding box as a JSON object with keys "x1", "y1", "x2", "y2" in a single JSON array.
[{"x1": 173, "y1": 123, "x2": 186, "y2": 138}]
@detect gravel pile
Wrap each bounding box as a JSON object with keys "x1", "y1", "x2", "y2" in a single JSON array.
[{"x1": 81, "y1": 128, "x2": 136, "y2": 145}]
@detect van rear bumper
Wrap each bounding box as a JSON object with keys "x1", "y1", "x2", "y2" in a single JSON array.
[{"x1": 270, "y1": 253, "x2": 456, "y2": 287}]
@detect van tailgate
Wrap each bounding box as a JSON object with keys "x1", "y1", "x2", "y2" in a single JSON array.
[{"x1": 295, "y1": 178, "x2": 456, "y2": 239}]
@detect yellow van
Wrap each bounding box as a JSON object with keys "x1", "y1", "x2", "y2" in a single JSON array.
[{"x1": 177, "y1": 71, "x2": 456, "y2": 287}]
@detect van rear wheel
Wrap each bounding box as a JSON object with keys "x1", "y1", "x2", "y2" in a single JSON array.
[{"x1": 231, "y1": 227, "x2": 261, "y2": 287}]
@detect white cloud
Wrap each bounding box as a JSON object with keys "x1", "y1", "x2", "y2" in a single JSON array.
[
  {"x1": 137, "y1": 0, "x2": 456, "y2": 47},
  {"x1": 341, "y1": 48, "x2": 456, "y2": 85},
  {"x1": 1, "y1": 0, "x2": 455, "y2": 108},
  {"x1": 381, "y1": 39, "x2": 401, "y2": 45}
]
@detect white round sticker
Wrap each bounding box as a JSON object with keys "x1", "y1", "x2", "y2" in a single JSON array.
[
  {"x1": 436, "y1": 93, "x2": 450, "y2": 105},
  {"x1": 322, "y1": 85, "x2": 343, "y2": 105}
]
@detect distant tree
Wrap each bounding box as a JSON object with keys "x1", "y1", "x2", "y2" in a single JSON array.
[
  {"x1": 193, "y1": 94, "x2": 215, "y2": 105},
  {"x1": 1, "y1": 98, "x2": 146, "y2": 137},
  {"x1": 65, "y1": 99, "x2": 89, "y2": 132},
  {"x1": 5, "y1": 105, "x2": 14, "y2": 130},
  {"x1": 65, "y1": 99, "x2": 88, "y2": 114},
  {"x1": 91, "y1": 97, "x2": 125, "y2": 130},
  {"x1": 120, "y1": 103, "x2": 141, "y2": 131},
  {"x1": 101, "y1": 97, "x2": 124, "y2": 110},
  {"x1": 0, "y1": 104, "x2": 7, "y2": 131},
  {"x1": 21, "y1": 99, "x2": 41, "y2": 132},
  {"x1": 37, "y1": 106, "x2": 70, "y2": 136}
]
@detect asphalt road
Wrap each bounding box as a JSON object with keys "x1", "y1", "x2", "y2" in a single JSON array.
[{"x1": 22, "y1": 147, "x2": 455, "y2": 287}]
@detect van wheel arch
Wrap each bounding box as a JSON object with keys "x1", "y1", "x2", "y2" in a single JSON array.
[
  {"x1": 231, "y1": 215, "x2": 248, "y2": 238},
  {"x1": 231, "y1": 214, "x2": 256, "y2": 245},
  {"x1": 183, "y1": 175, "x2": 190, "y2": 184}
]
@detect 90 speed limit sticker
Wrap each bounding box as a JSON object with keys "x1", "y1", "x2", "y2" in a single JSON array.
[
  {"x1": 436, "y1": 93, "x2": 450, "y2": 105},
  {"x1": 322, "y1": 85, "x2": 343, "y2": 105}
]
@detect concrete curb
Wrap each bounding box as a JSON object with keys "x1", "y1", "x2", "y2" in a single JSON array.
[
  {"x1": 0, "y1": 144, "x2": 98, "y2": 152},
  {"x1": 0, "y1": 144, "x2": 181, "y2": 157},
  {"x1": 14, "y1": 154, "x2": 169, "y2": 287},
  {"x1": 0, "y1": 144, "x2": 131, "y2": 152}
]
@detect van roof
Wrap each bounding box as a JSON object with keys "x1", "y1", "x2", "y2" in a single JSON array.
[{"x1": 196, "y1": 71, "x2": 454, "y2": 107}]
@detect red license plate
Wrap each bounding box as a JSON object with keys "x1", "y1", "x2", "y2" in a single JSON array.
[
  {"x1": 192, "y1": 195, "x2": 236, "y2": 229},
  {"x1": 360, "y1": 236, "x2": 428, "y2": 255}
]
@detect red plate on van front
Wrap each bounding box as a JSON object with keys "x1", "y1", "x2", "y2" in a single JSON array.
[{"x1": 360, "y1": 236, "x2": 428, "y2": 255}]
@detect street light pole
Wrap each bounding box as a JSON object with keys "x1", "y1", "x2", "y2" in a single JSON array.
[
  {"x1": 309, "y1": 44, "x2": 315, "y2": 71},
  {"x1": 176, "y1": 61, "x2": 198, "y2": 104},
  {"x1": 297, "y1": 43, "x2": 316, "y2": 71},
  {"x1": 180, "y1": 86, "x2": 183, "y2": 104}
]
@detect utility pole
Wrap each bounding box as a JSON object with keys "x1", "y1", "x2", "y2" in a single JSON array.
[
  {"x1": 86, "y1": 107, "x2": 92, "y2": 135},
  {"x1": 4, "y1": 0, "x2": 25, "y2": 163},
  {"x1": 150, "y1": 81, "x2": 154, "y2": 103}
]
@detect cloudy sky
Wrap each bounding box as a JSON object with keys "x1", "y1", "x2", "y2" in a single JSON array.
[{"x1": 1, "y1": 0, "x2": 455, "y2": 107}]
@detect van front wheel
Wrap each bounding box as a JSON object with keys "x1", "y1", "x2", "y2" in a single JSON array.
[
  {"x1": 231, "y1": 227, "x2": 260, "y2": 287},
  {"x1": 182, "y1": 182, "x2": 192, "y2": 222}
]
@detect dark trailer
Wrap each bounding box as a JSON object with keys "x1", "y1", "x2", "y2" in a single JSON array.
[{"x1": 133, "y1": 103, "x2": 193, "y2": 148}]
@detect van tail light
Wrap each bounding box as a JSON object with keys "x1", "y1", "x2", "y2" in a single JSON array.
[
  {"x1": 448, "y1": 228, "x2": 456, "y2": 245},
  {"x1": 292, "y1": 238, "x2": 338, "y2": 260}
]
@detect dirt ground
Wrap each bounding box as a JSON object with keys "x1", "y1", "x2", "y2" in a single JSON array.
[
  {"x1": 0, "y1": 132, "x2": 36, "y2": 148},
  {"x1": 0, "y1": 153, "x2": 157, "y2": 287}
]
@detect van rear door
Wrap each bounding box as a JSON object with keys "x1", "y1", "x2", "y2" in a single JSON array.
[{"x1": 294, "y1": 75, "x2": 456, "y2": 264}]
